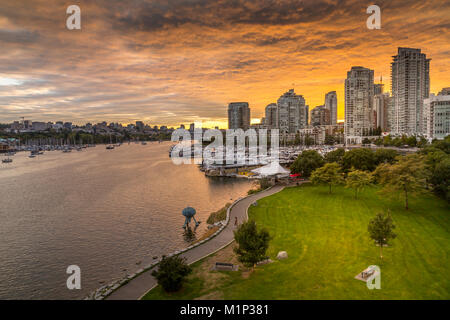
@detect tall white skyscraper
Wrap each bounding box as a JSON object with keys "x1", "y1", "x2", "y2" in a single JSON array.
[
  {"x1": 277, "y1": 89, "x2": 308, "y2": 134},
  {"x1": 324, "y1": 91, "x2": 338, "y2": 125},
  {"x1": 391, "y1": 47, "x2": 430, "y2": 135},
  {"x1": 228, "y1": 102, "x2": 250, "y2": 130},
  {"x1": 344, "y1": 66, "x2": 374, "y2": 144}
]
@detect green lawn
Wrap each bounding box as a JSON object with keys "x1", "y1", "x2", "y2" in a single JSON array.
[{"x1": 143, "y1": 184, "x2": 450, "y2": 300}]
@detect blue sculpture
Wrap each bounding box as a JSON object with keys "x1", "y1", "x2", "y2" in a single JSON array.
[{"x1": 182, "y1": 207, "x2": 200, "y2": 229}]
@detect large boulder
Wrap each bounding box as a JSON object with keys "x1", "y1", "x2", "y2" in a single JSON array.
[{"x1": 277, "y1": 251, "x2": 288, "y2": 260}]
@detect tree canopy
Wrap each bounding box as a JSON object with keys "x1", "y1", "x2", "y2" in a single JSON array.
[
  {"x1": 342, "y1": 148, "x2": 376, "y2": 171},
  {"x1": 152, "y1": 255, "x2": 192, "y2": 292},
  {"x1": 234, "y1": 220, "x2": 271, "y2": 268},
  {"x1": 325, "y1": 148, "x2": 345, "y2": 164},
  {"x1": 374, "y1": 148, "x2": 398, "y2": 165},
  {"x1": 310, "y1": 162, "x2": 344, "y2": 194},
  {"x1": 345, "y1": 169, "x2": 372, "y2": 199},
  {"x1": 374, "y1": 154, "x2": 429, "y2": 210},
  {"x1": 368, "y1": 212, "x2": 397, "y2": 259},
  {"x1": 290, "y1": 150, "x2": 324, "y2": 178}
]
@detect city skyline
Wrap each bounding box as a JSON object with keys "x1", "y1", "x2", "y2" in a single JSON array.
[{"x1": 0, "y1": 0, "x2": 449, "y2": 128}]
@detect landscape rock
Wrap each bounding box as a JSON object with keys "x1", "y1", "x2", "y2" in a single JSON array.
[{"x1": 277, "y1": 251, "x2": 288, "y2": 260}]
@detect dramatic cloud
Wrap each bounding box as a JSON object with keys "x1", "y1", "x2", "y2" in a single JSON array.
[{"x1": 0, "y1": 0, "x2": 449, "y2": 127}]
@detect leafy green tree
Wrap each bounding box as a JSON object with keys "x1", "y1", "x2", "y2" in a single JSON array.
[
  {"x1": 234, "y1": 220, "x2": 271, "y2": 269},
  {"x1": 374, "y1": 138, "x2": 383, "y2": 146},
  {"x1": 374, "y1": 148, "x2": 398, "y2": 165},
  {"x1": 290, "y1": 150, "x2": 324, "y2": 178},
  {"x1": 342, "y1": 148, "x2": 376, "y2": 171},
  {"x1": 152, "y1": 255, "x2": 192, "y2": 292},
  {"x1": 310, "y1": 162, "x2": 344, "y2": 194},
  {"x1": 304, "y1": 135, "x2": 315, "y2": 146},
  {"x1": 346, "y1": 169, "x2": 372, "y2": 199},
  {"x1": 430, "y1": 136, "x2": 450, "y2": 154},
  {"x1": 324, "y1": 134, "x2": 335, "y2": 145},
  {"x1": 368, "y1": 212, "x2": 397, "y2": 259},
  {"x1": 374, "y1": 154, "x2": 429, "y2": 210},
  {"x1": 417, "y1": 136, "x2": 428, "y2": 148},
  {"x1": 430, "y1": 157, "x2": 450, "y2": 202},
  {"x1": 406, "y1": 136, "x2": 417, "y2": 147},
  {"x1": 325, "y1": 148, "x2": 345, "y2": 164}
]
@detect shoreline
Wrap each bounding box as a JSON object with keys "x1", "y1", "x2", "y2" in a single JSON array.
[
  {"x1": 86, "y1": 192, "x2": 247, "y2": 300},
  {"x1": 99, "y1": 184, "x2": 288, "y2": 300}
]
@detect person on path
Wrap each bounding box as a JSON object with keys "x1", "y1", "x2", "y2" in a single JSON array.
[{"x1": 234, "y1": 216, "x2": 238, "y2": 227}]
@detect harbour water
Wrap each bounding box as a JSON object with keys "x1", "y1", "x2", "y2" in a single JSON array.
[{"x1": 0, "y1": 142, "x2": 252, "y2": 299}]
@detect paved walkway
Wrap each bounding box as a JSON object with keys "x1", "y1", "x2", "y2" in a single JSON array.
[{"x1": 106, "y1": 184, "x2": 287, "y2": 300}]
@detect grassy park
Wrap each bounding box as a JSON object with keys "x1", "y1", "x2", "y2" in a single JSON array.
[{"x1": 143, "y1": 184, "x2": 450, "y2": 300}]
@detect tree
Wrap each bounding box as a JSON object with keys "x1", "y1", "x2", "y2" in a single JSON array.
[
  {"x1": 324, "y1": 134, "x2": 335, "y2": 145},
  {"x1": 346, "y1": 169, "x2": 372, "y2": 199},
  {"x1": 368, "y1": 212, "x2": 396, "y2": 259},
  {"x1": 310, "y1": 162, "x2": 344, "y2": 194},
  {"x1": 383, "y1": 135, "x2": 393, "y2": 146},
  {"x1": 304, "y1": 135, "x2": 315, "y2": 146},
  {"x1": 362, "y1": 137, "x2": 371, "y2": 145},
  {"x1": 406, "y1": 135, "x2": 417, "y2": 147},
  {"x1": 234, "y1": 220, "x2": 271, "y2": 269},
  {"x1": 151, "y1": 255, "x2": 192, "y2": 292},
  {"x1": 342, "y1": 148, "x2": 376, "y2": 171},
  {"x1": 290, "y1": 150, "x2": 324, "y2": 178},
  {"x1": 324, "y1": 148, "x2": 345, "y2": 164},
  {"x1": 374, "y1": 148, "x2": 398, "y2": 165},
  {"x1": 374, "y1": 154, "x2": 429, "y2": 210},
  {"x1": 430, "y1": 157, "x2": 450, "y2": 202}
]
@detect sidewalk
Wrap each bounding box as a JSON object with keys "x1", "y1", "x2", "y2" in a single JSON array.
[{"x1": 106, "y1": 184, "x2": 286, "y2": 300}]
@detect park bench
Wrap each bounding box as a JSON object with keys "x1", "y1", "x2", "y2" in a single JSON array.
[{"x1": 212, "y1": 262, "x2": 239, "y2": 271}]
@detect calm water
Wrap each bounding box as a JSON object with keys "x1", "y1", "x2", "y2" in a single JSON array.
[{"x1": 0, "y1": 142, "x2": 252, "y2": 299}]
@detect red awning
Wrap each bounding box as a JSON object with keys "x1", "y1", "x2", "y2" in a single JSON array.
[{"x1": 290, "y1": 173, "x2": 301, "y2": 177}]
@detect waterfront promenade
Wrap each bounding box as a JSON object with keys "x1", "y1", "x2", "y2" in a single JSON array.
[{"x1": 106, "y1": 184, "x2": 287, "y2": 300}]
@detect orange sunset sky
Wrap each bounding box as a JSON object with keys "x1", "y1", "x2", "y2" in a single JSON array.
[{"x1": 0, "y1": 0, "x2": 449, "y2": 128}]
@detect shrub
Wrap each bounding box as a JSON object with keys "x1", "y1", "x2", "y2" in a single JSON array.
[
  {"x1": 206, "y1": 203, "x2": 231, "y2": 224},
  {"x1": 152, "y1": 256, "x2": 192, "y2": 292}
]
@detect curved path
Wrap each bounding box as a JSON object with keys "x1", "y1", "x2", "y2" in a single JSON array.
[{"x1": 107, "y1": 184, "x2": 286, "y2": 300}]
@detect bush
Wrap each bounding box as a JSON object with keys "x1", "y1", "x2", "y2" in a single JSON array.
[
  {"x1": 247, "y1": 178, "x2": 272, "y2": 195},
  {"x1": 207, "y1": 203, "x2": 231, "y2": 224},
  {"x1": 152, "y1": 256, "x2": 192, "y2": 292}
]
